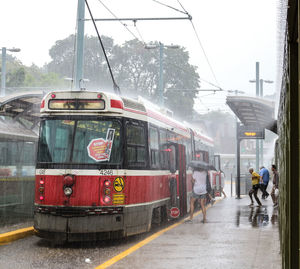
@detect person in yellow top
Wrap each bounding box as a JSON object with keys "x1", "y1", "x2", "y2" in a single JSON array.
[{"x1": 248, "y1": 168, "x2": 262, "y2": 207}]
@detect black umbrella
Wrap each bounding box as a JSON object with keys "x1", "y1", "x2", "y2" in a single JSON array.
[{"x1": 189, "y1": 160, "x2": 208, "y2": 170}]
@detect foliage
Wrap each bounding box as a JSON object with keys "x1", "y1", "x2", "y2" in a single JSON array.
[
  {"x1": 0, "y1": 55, "x2": 66, "y2": 93},
  {"x1": 46, "y1": 35, "x2": 200, "y2": 119}
]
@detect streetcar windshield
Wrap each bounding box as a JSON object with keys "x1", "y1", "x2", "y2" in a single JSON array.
[{"x1": 37, "y1": 119, "x2": 122, "y2": 164}]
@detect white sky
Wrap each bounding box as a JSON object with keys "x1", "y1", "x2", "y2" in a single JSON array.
[{"x1": 0, "y1": 0, "x2": 277, "y2": 113}]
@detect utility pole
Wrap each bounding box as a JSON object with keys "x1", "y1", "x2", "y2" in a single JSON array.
[
  {"x1": 74, "y1": 0, "x2": 85, "y2": 90},
  {"x1": 1, "y1": 47, "x2": 21, "y2": 97},
  {"x1": 145, "y1": 43, "x2": 179, "y2": 106},
  {"x1": 159, "y1": 43, "x2": 164, "y2": 106},
  {"x1": 1, "y1": 48, "x2": 6, "y2": 97},
  {"x1": 259, "y1": 79, "x2": 264, "y2": 166},
  {"x1": 255, "y1": 62, "x2": 260, "y2": 171},
  {"x1": 250, "y1": 64, "x2": 274, "y2": 170}
]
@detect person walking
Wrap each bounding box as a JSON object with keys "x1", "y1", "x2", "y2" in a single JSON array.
[
  {"x1": 220, "y1": 170, "x2": 227, "y2": 198},
  {"x1": 189, "y1": 166, "x2": 208, "y2": 223},
  {"x1": 259, "y1": 166, "x2": 270, "y2": 199},
  {"x1": 248, "y1": 168, "x2": 262, "y2": 207},
  {"x1": 270, "y1": 164, "x2": 279, "y2": 207}
]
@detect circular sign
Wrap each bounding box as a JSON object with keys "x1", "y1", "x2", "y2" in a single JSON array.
[
  {"x1": 113, "y1": 177, "x2": 125, "y2": 192},
  {"x1": 170, "y1": 207, "x2": 180, "y2": 218}
]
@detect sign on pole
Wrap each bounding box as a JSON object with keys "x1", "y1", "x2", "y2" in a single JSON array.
[{"x1": 237, "y1": 125, "x2": 265, "y2": 140}]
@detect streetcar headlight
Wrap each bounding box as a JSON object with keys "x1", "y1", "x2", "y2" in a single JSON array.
[{"x1": 64, "y1": 187, "x2": 73, "y2": 196}]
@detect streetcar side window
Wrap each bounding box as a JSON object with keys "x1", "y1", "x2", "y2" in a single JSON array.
[
  {"x1": 149, "y1": 126, "x2": 160, "y2": 169},
  {"x1": 126, "y1": 123, "x2": 147, "y2": 167}
]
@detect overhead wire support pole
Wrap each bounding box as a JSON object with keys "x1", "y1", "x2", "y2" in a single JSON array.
[
  {"x1": 74, "y1": 0, "x2": 85, "y2": 90},
  {"x1": 84, "y1": 16, "x2": 192, "y2": 22}
]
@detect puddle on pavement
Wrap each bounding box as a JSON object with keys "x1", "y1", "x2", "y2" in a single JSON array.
[{"x1": 235, "y1": 206, "x2": 278, "y2": 228}]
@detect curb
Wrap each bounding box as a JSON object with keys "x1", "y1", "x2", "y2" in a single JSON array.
[{"x1": 0, "y1": 226, "x2": 34, "y2": 245}]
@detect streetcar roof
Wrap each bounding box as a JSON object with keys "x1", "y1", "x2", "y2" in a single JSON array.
[{"x1": 40, "y1": 90, "x2": 214, "y2": 145}]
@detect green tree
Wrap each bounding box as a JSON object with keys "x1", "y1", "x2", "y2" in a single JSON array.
[
  {"x1": 0, "y1": 54, "x2": 66, "y2": 93},
  {"x1": 46, "y1": 35, "x2": 200, "y2": 119},
  {"x1": 47, "y1": 35, "x2": 114, "y2": 89}
]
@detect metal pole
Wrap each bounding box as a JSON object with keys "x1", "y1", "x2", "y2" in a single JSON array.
[
  {"x1": 236, "y1": 121, "x2": 241, "y2": 199},
  {"x1": 1, "y1": 47, "x2": 6, "y2": 97},
  {"x1": 237, "y1": 138, "x2": 241, "y2": 199},
  {"x1": 260, "y1": 79, "x2": 264, "y2": 166},
  {"x1": 255, "y1": 62, "x2": 260, "y2": 171},
  {"x1": 88, "y1": 16, "x2": 192, "y2": 22},
  {"x1": 231, "y1": 173, "x2": 232, "y2": 197},
  {"x1": 159, "y1": 42, "x2": 164, "y2": 106},
  {"x1": 74, "y1": 0, "x2": 85, "y2": 90}
]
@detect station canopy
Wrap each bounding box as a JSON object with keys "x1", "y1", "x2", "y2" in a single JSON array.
[
  {"x1": 0, "y1": 91, "x2": 44, "y2": 142},
  {"x1": 226, "y1": 95, "x2": 277, "y2": 134}
]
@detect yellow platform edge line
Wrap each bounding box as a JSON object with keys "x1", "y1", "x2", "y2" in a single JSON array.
[
  {"x1": 95, "y1": 198, "x2": 222, "y2": 269},
  {"x1": 0, "y1": 226, "x2": 34, "y2": 244}
]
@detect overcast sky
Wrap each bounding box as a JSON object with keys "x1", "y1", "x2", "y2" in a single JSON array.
[{"x1": 0, "y1": 0, "x2": 277, "y2": 113}]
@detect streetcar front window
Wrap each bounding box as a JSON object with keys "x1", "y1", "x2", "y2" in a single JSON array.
[{"x1": 37, "y1": 119, "x2": 122, "y2": 164}]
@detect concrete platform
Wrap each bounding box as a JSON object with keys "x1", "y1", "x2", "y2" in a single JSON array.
[{"x1": 107, "y1": 196, "x2": 281, "y2": 269}]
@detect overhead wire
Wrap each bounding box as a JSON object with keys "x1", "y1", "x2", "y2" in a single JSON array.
[
  {"x1": 133, "y1": 21, "x2": 146, "y2": 43},
  {"x1": 152, "y1": 0, "x2": 190, "y2": 16},
  {"x1": 176, "y1": 0, "x2": 188, "y2": 14},
  {"x1": 85, "y1": 0, "x2": 120, "y2": 95},
  {"x1": 96, "y1": 0, "x2": 140, "y2": 41},
  {"x1": 152, "y1": 0, "x2": 220, "y2": 87},
  {"x1": 164, "y1": 58, "x2": 223, "y2": 91},
  {"x1": 189, "y1": 20, "x2": 219, "y2": 86}
]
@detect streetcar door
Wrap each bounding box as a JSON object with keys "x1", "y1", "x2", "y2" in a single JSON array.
[
  {"x1": 177, "y1": 144, "x2": 187, "y2": 216},
  {"x1": 167, "y1": 143, "x2": 187, "y2": 217},
  {"x1": 213, "y1": 154, "x2": 222, "y2": 195}
]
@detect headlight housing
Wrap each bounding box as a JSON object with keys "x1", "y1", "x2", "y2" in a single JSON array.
[{"x1": 64, "y1": 187, "x2": 73, "y2": 196}]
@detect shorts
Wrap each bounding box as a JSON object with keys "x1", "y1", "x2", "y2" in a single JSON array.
[{"x1": 192, "y1": 191, "x2": 207, "y2": 199}]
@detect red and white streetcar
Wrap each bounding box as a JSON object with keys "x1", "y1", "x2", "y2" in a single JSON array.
[{"x1": 34, "y1": 90, "x2": 220, "y2": 242}]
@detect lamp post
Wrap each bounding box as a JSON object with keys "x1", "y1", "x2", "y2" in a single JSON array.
[
  {"x1": 1, "y1": 47, "x2": 21, "y2": 97},
  {"x1": 145, "y1": 42, "x2": 179, "y2": 106}
]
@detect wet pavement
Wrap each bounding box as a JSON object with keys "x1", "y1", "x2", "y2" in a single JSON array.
[
  {"x1": 0, "y1": 188, "x2": 281, "y2": 269},
  {"x1": 110, "y1": 196, "x2": 281, "y2": 269},
  {"x1": 0, "y1": 220, "x2": 33, "y2": 234}
]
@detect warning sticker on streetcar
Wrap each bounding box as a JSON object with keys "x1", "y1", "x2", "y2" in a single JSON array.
[
  {"x1": 113, "y1": 194, "x2": 125, "y2": 204},
  {"x1": 113, "y1": 177, "x2": 125, "y2": 192},
  {"x1": 87, "y1": 128, "x2": 115, "y2": 162}
]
